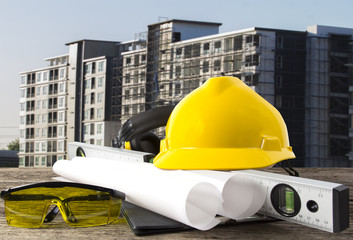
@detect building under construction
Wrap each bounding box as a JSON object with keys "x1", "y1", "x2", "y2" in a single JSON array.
[
  {"x1": 19, "y1": 19, "x2": 353, "y2": 167},
  {"x1": 111, "y1": 20, "x2": 353, "y2": 167}
]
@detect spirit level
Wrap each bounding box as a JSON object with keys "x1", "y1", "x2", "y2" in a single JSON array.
[
  {"x1": 233, "y1": 170, "x2": 349, "y2": 233},
  {"x1": 68, "y1": 142, "x2": 153, "y2": 162},
  {"x1": 67, "y1": 142, "x2": 349, "y2": 233}
]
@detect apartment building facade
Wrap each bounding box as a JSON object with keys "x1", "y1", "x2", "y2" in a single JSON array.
[
  {"x1": 19, "y1": 19, "x2": 353, "y2": 167},
  {"x1": 19, "y1": 55, "x2": 69, "y2": 167}
]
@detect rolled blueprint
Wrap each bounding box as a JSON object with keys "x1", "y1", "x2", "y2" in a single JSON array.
[
  {"x1": 189, "y1": 170, "x2": 267, "y2": 219},
  {"x1": 53, "y1": 157, "x2": 221, "y2": 230}
]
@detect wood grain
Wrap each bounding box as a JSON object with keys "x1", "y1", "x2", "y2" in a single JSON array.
[{"x1": 0, "y1": 167, "x2": 352, "y2": 239}]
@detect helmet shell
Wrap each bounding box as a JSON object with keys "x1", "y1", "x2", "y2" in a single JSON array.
[{"x1": 153, "y1": 77, "x2": 295, "y2": 170}]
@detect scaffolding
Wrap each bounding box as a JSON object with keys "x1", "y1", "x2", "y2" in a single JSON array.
[{"x1": 112, "y1": 24, "x2": 277, "y2": 125}]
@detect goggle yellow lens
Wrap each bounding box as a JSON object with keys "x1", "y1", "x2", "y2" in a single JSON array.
[{"x1": 1, "y1": 182, "x2": 124, "y2": 228}]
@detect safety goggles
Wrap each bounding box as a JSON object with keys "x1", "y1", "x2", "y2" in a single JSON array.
[{"x1": 1, "y1": 182, "x2": 125, "y2": 228}]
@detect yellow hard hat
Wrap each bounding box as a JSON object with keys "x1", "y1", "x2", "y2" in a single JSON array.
[{"x1": 153, "y1": 76, "x2": 295, "y2": 170}]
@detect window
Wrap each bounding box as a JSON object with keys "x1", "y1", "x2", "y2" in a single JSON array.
[
  {"x1": 184, "y1": 62, "x2": 190, "y2": 77},
  {"x1": 58, "y1": 97, "x2": 65, "y2": 108},
  {"x1": 36, "y1": 73, "x2": 42, "y2": 83},
  {"x1": 176, "y1": 66, "x2": 181, "y2": 77},
  {"x1": 43, "y1": 72, "x2": 48, "y2": 82},
  {"x1": 124, "y1": 89, "x2": 130, "y2": 99},
  {"x1": 58, "y1": 126, "x2": 64, "y2": 137},
  {"x1": 58, "y1": 112, "x2": 65, "y2": 122},
  {"x1": 245, "y1": 34, "x2": 260, "y2": 46},
  {"x1": 36, "y1": 100, "x2": 41, "y2": 110},
  {"x1": 58, "y1": 141, "x2": 64, "y2": 152},
  {"x1": 84, "y1": 110, "x2": 90, "y2": 120},
  {"x1": 85, "y1": 63, "x2": 92, "y2": 75},
  {"x1": 35, "y1": 128, "x2": 40, "y2": 138},
  {"x1": 214, "y1": 60, "x2": 221, "y2": 71},
  {"x1": 172, "y1": 32, "x2": 181, "y2": 42},
  {"x1": 20, "y1": 89, "x2": 25, "y2": 98},
  {"x1": 98, "y1": 77, "x2": 104, "y2": 87},
  {"x1": 59, "y1": 82, "x2": 65, "y2": 93},
  {"x1": 97, "y1": 123, "x2": 103, "y2": 134},
  {"x1": 133, "y1": 87, "x2": 138, "y2": 100},
  {"x1": 84, "y1": 79, "x2": 90, "y2": 89},
  {"x1": 134, "y1": 55, "x2": 139, "y2": 65},
  {"x1": 141, "y1": 55, "x2": 146, "y2": 64},
  {"x1": 98, "y1": 61, "x2": 104, "y2": 72},
  {"x1": 42, "y1": 86, "x2": 48, "y2": 95},
  {"x1": 124, "y1": 106, "x2": 129, "y2": 114},
  {"x1": 244, "y1": 74, "x2": 259, "y2": 86},
  {"x1": 35, "y1": 143, "x2": 40, "y2": 152},
  {"x1": 191, "y1": 60, "x2": 200, "y2": 76},
  {"x1": 20, "y1": 130, "x2": 25, "y2": 138},
  {"x1": 20, "y1": 116, "x2": 25, "y2": 125},
  {"x1": 224, "y1": 38, "x2": 233, "y2": 52},
  {"x1": 184, "y1": 45, "x2": 192, "y2": 58},
  {"x1": 175, "y1": 82, "x2": 181, "y2": 95},
  {"x1": 35, "y1": 114, "x2": 40, "y2": 124},
  {"x1": 84, "y1": 124, "x2": 89, "y2": 135},
  {"x1": 203, "y1": 43, "x2": 210, "y2": 54},
  {"x1": 59, "y1": 68, "x2": 66, "y2": 79},
  {"x1": 35, "y1": 157, "x2": 40, "y2": 165},
  {"x1": 234, "y1": 54, "x2": 242, "y2": 71},
  {"x1": 97, "y1": 93, "x2": 103, "y2": 103},
  {"x1": 224, "y1": 56, "x2": 233, "y2": 72},
  {"x1": 36, "y1": 86, "x2": 41, "y2": 96},
  {"x1": 214, "y1": 41, "x2": 221, "y2": 53},
  {"x1": 125, "y1": 74, "x2": 130, "y2": 84},
  {"x1": 20, "y1": 144, "x2": 25, "y2": 153},
  {"x1": 96, "y1": 139, "x2": 102, "y2": 146},
  {"x1": 126, "y1": 57, "x2": 131, "y2": 66},
  {"x1": 20, "y1": 103, "x2": 25, "y2": 112},
  {"x1": 21, "y1": 76, "x2": 26, "y2": 85},
  {"x1": 97, "y1": 108, "x2": 103, "y2": 119},
  {"x1": 42, "y1": 113, "x2": 47, "y2": 123},
  {"x1": 176, "y1": 48, "x2": 182, "y2": 59},
  {"x1": 90, "y1": 108, "x2": 94, "y2": 119},
  {"x1": 132, "y1": 105, "x2": 138, "y2": 114},
  {"x1": 192, "y1": 44, "x2": 200, "y2": 57},
  {"x1": 90, "y1": 93, "x2": 95, "y2": 104},
  {"x1": 245, "y1": 54, "x2": 260, "y2": 67},
  {"x1": 41, "y1": 142, "x2": 47, "y2": 152},
  {"x1": 41, "y1": 156, "x2": 46, "y2": 166},
  {"x1": 91, "y1": 78, "x2": 95, "y2": 89},
  {"x1": 234, "y1": 36, "x2": 242, "y2": 51}
]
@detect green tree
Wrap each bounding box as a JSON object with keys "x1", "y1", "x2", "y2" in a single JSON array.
[{"x1": 7, "y1": 139, "x2": 19, "y2": 151}]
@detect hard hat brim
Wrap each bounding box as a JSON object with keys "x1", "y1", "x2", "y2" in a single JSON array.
[{"x1": 153, "y1": 148, "x2": 296, "y2": 170}]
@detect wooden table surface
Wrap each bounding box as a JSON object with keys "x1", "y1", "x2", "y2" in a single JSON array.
[{"x1": 0, "y1": 167, "x2": 352, "y2": 240}]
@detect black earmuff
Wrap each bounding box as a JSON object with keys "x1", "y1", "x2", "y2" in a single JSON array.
[{"x1": 114, "y1": 105, "x2": 175, "y2": 155}]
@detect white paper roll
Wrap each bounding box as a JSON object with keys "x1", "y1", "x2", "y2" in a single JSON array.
[
  {"x1": 53, "y1": 158, "x2": 221, "y2": 230},
  {"x1": 188, "y1": 170, "x2": 267, "y2": 220}
]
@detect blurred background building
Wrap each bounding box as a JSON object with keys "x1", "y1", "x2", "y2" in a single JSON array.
[{"x1": 18, "y1": 19, "x2": 353, "y2": 167}]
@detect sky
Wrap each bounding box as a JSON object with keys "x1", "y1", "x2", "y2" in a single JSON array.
[{"x1": 0, "y1": 0, "x2": 352, "y2": 149}]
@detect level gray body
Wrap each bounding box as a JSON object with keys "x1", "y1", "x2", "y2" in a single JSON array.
[{"x1": 233, "y1": 170, "x2": 349, "y2": 233}]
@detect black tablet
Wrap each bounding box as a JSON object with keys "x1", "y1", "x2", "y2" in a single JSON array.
[{"x1": 121, "y1": 201, "x2": 191, "y2": 236}]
